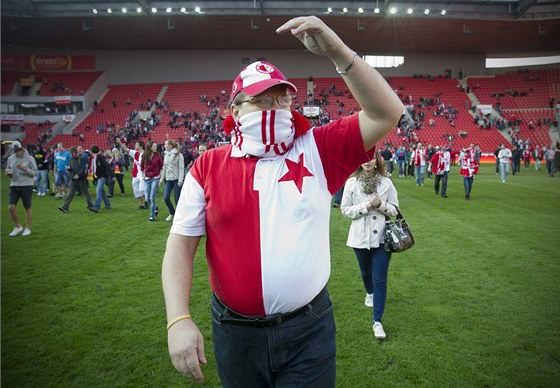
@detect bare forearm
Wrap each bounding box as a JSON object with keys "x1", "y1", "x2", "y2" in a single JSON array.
[
  {"x1": 276, "y1": 16, "x2": 403, "y2": 150},
  {"x1": 336, "y1": 54, "x2": 404, "y2": 149},
  {"x1": 162, "y1": 234, "x2": 201, "y2": 320}
]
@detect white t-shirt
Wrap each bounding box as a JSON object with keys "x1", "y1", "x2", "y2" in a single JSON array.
[{"x1": 498, "y1": 148, "x2": 512, "y2": 163}]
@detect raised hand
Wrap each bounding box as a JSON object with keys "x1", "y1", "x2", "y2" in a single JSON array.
[{"x1": 276, "y1": 16, "x2": 348, "y2": 60}]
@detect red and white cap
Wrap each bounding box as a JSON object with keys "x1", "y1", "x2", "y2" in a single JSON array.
[{"x1": 230, "y1": 61, "x2": 297, "y2": 103}]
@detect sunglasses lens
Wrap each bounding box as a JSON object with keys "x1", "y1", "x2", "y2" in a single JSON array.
[
  {"x1": 254, "y1": 96, "x2": 272, "y2": 108},
  {"x1": 278, "y1": 95, "x2": 292, "y2": 107}
]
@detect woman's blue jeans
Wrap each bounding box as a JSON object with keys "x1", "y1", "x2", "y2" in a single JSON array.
[
  {"x1": 353, "y1": 246, "x2": 391, "y2": 323},
  {"x1": 163, "y1": 180, "x2": 181, "y2": 215},
  {"x1": 144, "y1": 178, "x2": 159, "y2": 218},
  {"x1": 211, "y1": 290, "x2": 336, "y2": 388}
]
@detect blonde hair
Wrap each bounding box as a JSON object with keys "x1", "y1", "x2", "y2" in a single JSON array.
[
  {"x1": 165, "y1": 139, "x2": 178, "y2": 149},
  {"x1": 112, "y1": 148, "x2": 122, "y2": 158}
]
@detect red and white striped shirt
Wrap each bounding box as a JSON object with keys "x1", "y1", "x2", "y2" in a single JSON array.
[
  {"x1": 171, "y1": 115, "x2": 374, "y2": 316},
  {"x1": 128, "y1": 150, "x2": 142, "y2": 178}
]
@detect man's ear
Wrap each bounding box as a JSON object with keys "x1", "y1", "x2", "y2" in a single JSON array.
[{"x1": 230, "y1": 105, "x2": 240, "y2": 120}]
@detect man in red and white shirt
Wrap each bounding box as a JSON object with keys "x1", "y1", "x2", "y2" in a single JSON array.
[
  {"x1": 429, "y1": 145, "x2": 451, "y2": 198},
  {"x1": 460, "y1": 148, "x2": 479, "y2": 200},
  {"x1": 162, "y1": 16, "x2": 403, "y2": 386},
  {"x1": 116, "y1": 138, "x2": 146, "y2": 209},
  {"x1": 410, "y1": 142, "x2": 427, "y2": 186}
]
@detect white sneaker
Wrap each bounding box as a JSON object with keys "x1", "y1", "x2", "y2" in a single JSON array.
[
  {"x1": 9, "y1": 226, "x2": 23, "y2": 237},
  {"x1": 22, "y1": 228, "x2": 31, "y2": 236},
  {"x1": 365, "y1": 293, "x2": 373, "y2": 307},
  {"x1": 165, "y1": 215, "x2": 174, "y2": 222},
  {"x1": 373, "y1": 322, "x2": 386, "y2": 339}
]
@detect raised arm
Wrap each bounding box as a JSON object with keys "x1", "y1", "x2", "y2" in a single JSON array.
[
  {"x1": 277, "y1": 16, "x2": 403, "y2": 150},
  {"x1": 116, "y1": 138, "x2": 129, "y2": 154}
]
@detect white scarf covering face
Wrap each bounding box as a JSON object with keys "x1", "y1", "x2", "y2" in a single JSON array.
[{"x1": 231, "y1": 109, "x2": 295, "y2": 158}]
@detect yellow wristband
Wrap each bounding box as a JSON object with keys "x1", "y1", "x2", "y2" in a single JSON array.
[{"x1": 166, "y1": 314, "x2": 192, "y2": 330}]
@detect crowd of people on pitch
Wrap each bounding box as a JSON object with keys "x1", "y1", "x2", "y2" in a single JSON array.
[
  {"x1": 493, "y1": 138, "x2": 560, "y2": 179},
  {"x1": 3, "y1": 138, "x2": 211, "y2": 227},
  {"x1": 331, "y1": 137, "x2": 560, "y2": 207}
]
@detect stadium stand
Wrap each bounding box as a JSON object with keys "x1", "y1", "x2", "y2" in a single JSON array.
[
  {"x1": 2, "y1": 71, "x2": 102, "y2": 96},
  {"x1": 468, "y1": 69, "x2": 557, "y2": 109},
  {"x1": 20, "y1": 121, "x2": 55, "y2": 146},
  {"x1": 1, "y1": 72, "x2": 25, "y2": 95},
  {"x1": 4, "y1": 67, "x2": 558, "y2": 154},
  {"x1": 467, "y1": 68, "x2": 559, "y2": 147}
]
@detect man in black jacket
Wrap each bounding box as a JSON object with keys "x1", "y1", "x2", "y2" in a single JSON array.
[
  {"x1": 58, "y1": 147, "x2": 93, "y2": 213},
  {"x1": 511, "y1": 145, "x2": 522, "y2": 175},
  {"x1": 380, "y1": 146, "x2": 393, "y2": 177},
  {"x1": 88, "y1": 145, "x2": 111, "y2": 212},
  {"x1": 494, "y1": 145, "x2": 501, "y2": 174}
]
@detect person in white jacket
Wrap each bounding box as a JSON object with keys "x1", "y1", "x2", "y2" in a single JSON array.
[
  {"x1": 341, "y1": 151, "x2": 399, "y2": 340},
  {"x1": 160, "y1": 139, "x2": 185, "y2": 221}
]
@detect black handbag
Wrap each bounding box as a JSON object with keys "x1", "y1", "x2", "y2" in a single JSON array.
[{"x1": 383, "y1": 207, "x2": 415, "y2": 253}]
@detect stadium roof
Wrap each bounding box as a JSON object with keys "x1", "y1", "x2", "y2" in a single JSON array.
[{"x1": 2, "y1": 1, "x2": 560, "y2": 55}]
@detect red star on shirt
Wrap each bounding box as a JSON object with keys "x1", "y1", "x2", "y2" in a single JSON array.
[{"x1": 278, "y1": 153, "x2": 313, "y2": 193}]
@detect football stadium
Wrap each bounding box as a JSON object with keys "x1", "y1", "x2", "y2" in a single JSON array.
[{"x1": 2, "y1": 1, "x2": 560, "y2": 386}]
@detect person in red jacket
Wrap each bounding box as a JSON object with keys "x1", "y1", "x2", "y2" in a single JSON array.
[
  {"x1": 141, "y1": 141, "x2": 163, "y2": 222},
  {"x1": 460, "y1": 148, "x2": 479, "y2": 200},
  {"x1": 523, "y1": 148, "x2": 531, "y2": 168},
  {"x1": 429, "y1": 146, "x2": 450, "y2": 198}
]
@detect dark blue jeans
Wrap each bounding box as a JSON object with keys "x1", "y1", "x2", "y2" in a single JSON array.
[
  {"x1": 434, "y1": 171, "x2": 449, "y2": 196},
  {"x1": 163, "y1": 180, "x2": 181, "y2": 215},
  {"x1": 93, "y1": 177, "x2": 110, "y2": 210},
  {"x1": 211, "y1": 290, "x2": 336, "y2": 388},
  {"x1": 333, "y1": 186, "x2": 343, "y2": 205},
  {"x1": 464, "y1": 176, "x2": 474, "y2": 198},
  {"x1": 398, "y1": 160, "x2": 406, "y2": 176},
  {"x1": 353, "y1": 246, "x2": 391, "y2": 323}
]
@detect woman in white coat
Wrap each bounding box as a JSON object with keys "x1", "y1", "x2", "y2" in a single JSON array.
[
  {"x1": 160, "y1": 139, "x2": 184, "y2": 221},
  {"x1": 341, "y1": 151, "x2": 399, "y2": 339}
]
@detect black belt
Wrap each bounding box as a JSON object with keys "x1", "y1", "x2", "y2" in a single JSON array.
[{"x1": 214, "y1": 287, "x2": 327, "y2": 328}]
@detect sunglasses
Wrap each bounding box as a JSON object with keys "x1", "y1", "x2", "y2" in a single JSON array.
[{"x1": 239, "y1": 94, "x2": 293, "y2": 109}]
